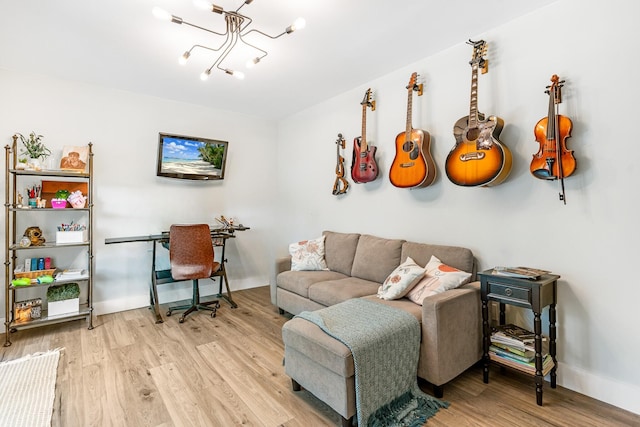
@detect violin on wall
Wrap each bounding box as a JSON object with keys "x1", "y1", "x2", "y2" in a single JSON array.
[
  {"x1": 332, "y1": 133, "x2": 349, "y2": 195},
  {"x1": 531, "y1": 74, "x2": 576, "y2": 203}
]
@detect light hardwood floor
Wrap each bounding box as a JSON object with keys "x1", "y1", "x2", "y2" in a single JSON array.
[{"x1": 1, "y1": 286, "x2": 638, "y2": 426}]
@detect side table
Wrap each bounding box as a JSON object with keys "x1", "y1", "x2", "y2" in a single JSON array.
[{"x1": 478, "y1": 269, "x2": 560, "y2": 406}]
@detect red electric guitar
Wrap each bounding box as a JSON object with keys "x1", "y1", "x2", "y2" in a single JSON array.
[
  {"x1": 389, "y1": 72, "x2": 436, "y2": 188},
  {"x1": 351, "y1": 88, "x2": 379, "y2": 183}
]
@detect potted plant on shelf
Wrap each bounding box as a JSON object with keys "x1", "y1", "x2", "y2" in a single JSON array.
[
  {"x1": 51, "y1": 189, "x2": 70, "y2": 209},
  {"x1": 16, "y1": 132, "x2": 51, "y2": 170},
  {"x1": 46, "y1": 282, "x2": 80, "y2": 316}
]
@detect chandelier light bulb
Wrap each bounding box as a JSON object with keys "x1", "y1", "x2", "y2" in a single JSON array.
[
  {"x1": 234, "y1": 71, "x2": 245, "y2": 80},
  {"x1": 200, "y1": 69, "x2": 211, "y2": 81},
  {"x1": 286, "y1": 17, "x2": 306, "y2": 33},
  {"x1": 293, "y1": 17, "x2": 306, "y2": 31},
  {"x1": 152, "y1": 7, "x2": 172, "y2": 21},
  {"x1": 179, "y1": 51, "x2": 191, "y2": 65}
]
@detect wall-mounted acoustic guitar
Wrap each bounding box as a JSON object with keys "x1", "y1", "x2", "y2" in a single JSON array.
[
  {"x1": 389, "y1": 72, "x2": 436, "y2": 188},
  {"x1": 445, "y1": 40, "x2": 512, "y2": 187},
  {"x1": 351, "y1": 88, "x2": 379, "y2": 183}
]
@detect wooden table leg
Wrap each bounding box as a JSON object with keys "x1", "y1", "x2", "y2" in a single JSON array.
[{"x1": 534, "y1": 310, "x2": 543, "y2": 405}]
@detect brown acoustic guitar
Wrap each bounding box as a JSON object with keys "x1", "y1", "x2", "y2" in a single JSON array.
[
  {"x1": 389, "y1": 72, "x2": 436, "y2": 188},
  {"x1": 351, "y1": 88, "x2": 379, "y2": 183},
  {"x1": 445, "y1": 40, "x2": 512, "y2": 187}
]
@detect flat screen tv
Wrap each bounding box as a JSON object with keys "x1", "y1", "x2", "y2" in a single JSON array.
[{"x1": 156, "y1": 132, "x2": 228, "y2": 180}]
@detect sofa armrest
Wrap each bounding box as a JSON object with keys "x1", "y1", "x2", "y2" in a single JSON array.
[
  {"x1": 276, "y1": 256, "x2": 292, "y2": 275},
  {"x1": 419, "y1": 281, "x2": 482, "y2": 386}
]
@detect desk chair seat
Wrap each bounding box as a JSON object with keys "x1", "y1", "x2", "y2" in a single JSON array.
[{"x1": 166, "y1": 224, "x2": 221, "y2": 323}]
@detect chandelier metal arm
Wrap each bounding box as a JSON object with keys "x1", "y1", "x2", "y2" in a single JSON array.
[
  {"x1": 238, "y1": 34, "x2": 268, "y2": 60},
  {"x1": 212, "y1": 24, "x2": 241, "y2": 73},
  {"x1": 181, "y1": 20, "x2": 227, "y2": 37},
  {"x1": 241, "y1": 28, "x2": 287, "y2": 40}
]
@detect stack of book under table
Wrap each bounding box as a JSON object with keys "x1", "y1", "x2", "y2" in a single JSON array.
[{"x1": 489, "y1": 323, "x2": 554, "y2": 376}]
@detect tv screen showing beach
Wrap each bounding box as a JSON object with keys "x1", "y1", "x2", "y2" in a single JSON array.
[{"x1": 157, "y1": 133, "x2": 228, "y2": 180}]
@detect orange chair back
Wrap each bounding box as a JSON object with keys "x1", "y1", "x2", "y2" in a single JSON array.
[{"x1": 169, "y1": 224, "x2": 215, "y2": 281}]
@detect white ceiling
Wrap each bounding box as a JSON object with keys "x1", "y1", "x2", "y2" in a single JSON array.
[{"x1": 0, "y1": 0, "x2": 557, "y2": 120}]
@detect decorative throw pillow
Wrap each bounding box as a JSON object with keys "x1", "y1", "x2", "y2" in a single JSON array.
[
  {"x1": 289, "y1": 236, "x2": 329, "y2": 271},
  {"x1": 377, "y1": 257, "x2": 426, "y2": 300},
  {"x1": 406, "y1": 255, "x2": 472, "y2": 305}
]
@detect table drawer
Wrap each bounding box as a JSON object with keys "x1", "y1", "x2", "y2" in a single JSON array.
[{"x1": 487, "y1": 282, "x2": 531, "y2": 304}]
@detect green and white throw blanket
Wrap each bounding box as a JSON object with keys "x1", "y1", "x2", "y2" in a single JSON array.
[{"x1": 297, "y1": 298, "x2": 448, "y2": 426}]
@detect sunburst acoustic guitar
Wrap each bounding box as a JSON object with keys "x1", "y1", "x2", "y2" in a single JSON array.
[
  {"x1": 445, "y1": 40, "x2": 512, "y2": 187},
  {"x1": 389, "y1": 72, "x2": 436, "y2": 188}
]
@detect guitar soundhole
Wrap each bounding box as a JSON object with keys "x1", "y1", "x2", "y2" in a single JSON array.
[
  {"x1": 466, "y1": 128, "x2": 480, "y2": 141},
  {"x1": 402, "y1": 140, "x2": 419, "y2": 160}
]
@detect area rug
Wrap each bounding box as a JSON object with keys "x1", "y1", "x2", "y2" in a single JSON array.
[
  {"x1": 297, "y1": 298, "x2": 448, "y2": 426},
  {"x1": 0, "y1": 349, "x2": 61, "y2": 427}
]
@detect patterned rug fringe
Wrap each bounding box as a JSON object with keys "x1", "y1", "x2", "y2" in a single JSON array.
[{"x1": 367, "y1": 389, "x2": 449, "y2": 427}]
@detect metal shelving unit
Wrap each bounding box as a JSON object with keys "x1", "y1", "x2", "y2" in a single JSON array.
[{"x1": 4, "y1": 136, "x2": 94, "y2": 346}]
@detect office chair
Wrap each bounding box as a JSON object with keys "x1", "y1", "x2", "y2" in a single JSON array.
[{"x1": 166, "y1": 224, "x2": 221, "y2": 323}]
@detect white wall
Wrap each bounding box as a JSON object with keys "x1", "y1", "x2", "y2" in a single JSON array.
[
  {"x1": 0, "y1": 68, "x2": 278, "y2": 316},
  {"x1": 275, "y1": 0, "x2": 640, "y2": 415}
]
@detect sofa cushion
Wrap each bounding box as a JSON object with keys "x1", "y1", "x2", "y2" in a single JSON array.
[
  {"x1": 406, "y1": 255, "x2": 472, "y2": 305},
  {"x1": 289, "y1": 236, "x2": 329, "y2": 271},
  {"x1": 323, "y1": 231, "x2": 360, "y2": 275},
  {"x1": 401, "y1": 241, "x2": 475, "y2": 278},
  {"x1": 377, "y1": 257, "x2": 425, "y2": 300},
  {"x1": 277, "y1": 270, "x2": 349, "y2": 298},
  {"x1": 308, "y1": 277, "x2": 380, "y2": 307},
  {"x1": 351, "y1": 234, "x2": 405, "y2": 283}
]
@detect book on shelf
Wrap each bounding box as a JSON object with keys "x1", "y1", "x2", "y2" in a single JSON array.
[
  {"x1": 492, "y1": 266, "x2": 550, "y2": 280},
  {"x1": 55, "y1": 268, "x2": 87, "y2": 280},
  {"x1": 489, "y1": 344, "x2": 534, "y2": 363},
  {"x1": 489, "y1": 352, "x2": 554, "y2": 376},
  {"x1": 491, "y1": 324, "x2": 547, "y2": 352}
]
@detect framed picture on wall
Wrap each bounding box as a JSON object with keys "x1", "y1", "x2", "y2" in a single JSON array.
[{"x1": 60, "y1": 146, "x2": 89, "y2": 172}]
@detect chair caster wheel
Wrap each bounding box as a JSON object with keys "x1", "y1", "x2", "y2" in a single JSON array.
[
  {"x1": 179, "y1": 317, "x2": 185, "y2": 323},
  {"x1": 166, "y1": 311, "x2": 172, "y2": 316},
  {"x1": 211, "y1": 311, "x2": 216, "y2": 318}
]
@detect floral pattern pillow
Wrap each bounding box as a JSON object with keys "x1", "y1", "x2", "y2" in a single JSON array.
[
  {"x1": 377, "y1": 257, "x2": 426, "y2": 300},
  {"x1": 289, "y1": 236, "x2": 329, "y2": 271},
  {"x1": 406, "y1": 255, "x2": 472, "y2": 305}
]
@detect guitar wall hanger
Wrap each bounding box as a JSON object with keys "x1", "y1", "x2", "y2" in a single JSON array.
[{"x1": 407, "y1": 76, "x2": 424, "y2": 96}]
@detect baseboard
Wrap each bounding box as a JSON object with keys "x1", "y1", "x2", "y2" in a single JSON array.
[
  {"x1": 92, "y1": 279, "x2": 263, "y2": 316},
  {"x1": 558, "y1": 361, "x2": 640, "y2": 415}
]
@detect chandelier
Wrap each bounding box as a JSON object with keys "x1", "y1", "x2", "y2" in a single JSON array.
[{"x1": 152, "y1": 1, "x2": 305, "y2": 81}]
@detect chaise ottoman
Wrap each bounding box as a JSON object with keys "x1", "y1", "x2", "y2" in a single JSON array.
[{"x1": 282, "y1": 316, "x2": 356, "y2": 427}]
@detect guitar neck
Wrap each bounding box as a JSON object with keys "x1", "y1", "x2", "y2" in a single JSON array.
[
  {"x1": 405, "y1": 85, "x2": 413, "y2": 137},
  {"x1": 361, "y1": 104, "x2": 368, "y2": 150},
  {"x1": 468, "y1": 62, "x2": 480, "y2": 128}
]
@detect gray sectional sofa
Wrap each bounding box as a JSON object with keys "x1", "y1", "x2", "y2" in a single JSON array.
[{"x1": 274, "y1": 231, "x2": 483, "y2": 397}]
